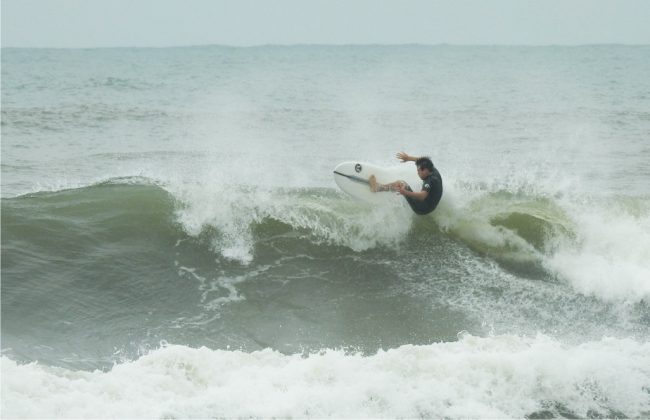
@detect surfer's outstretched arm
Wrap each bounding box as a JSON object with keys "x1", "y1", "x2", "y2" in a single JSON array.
[{"x1": 396, "y1": 152, "x2": 420, "y2": 162}]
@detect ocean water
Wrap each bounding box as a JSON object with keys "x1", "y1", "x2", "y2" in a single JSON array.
[{"x1": 1, "y1": 45, "x2": 649, "y2": 418}]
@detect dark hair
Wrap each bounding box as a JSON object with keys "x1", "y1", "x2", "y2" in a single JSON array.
[{"x1": 415, "y1": 156, "x2": 434, "y2": 171}]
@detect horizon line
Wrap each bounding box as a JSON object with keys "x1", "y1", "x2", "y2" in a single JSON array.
[{"x1": 2, "y1": 42, "x2": 649, "y2": 50}]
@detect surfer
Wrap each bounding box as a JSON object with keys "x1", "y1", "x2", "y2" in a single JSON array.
[{"x1": 369, "y1": 152, "x2": 443, "y2": 215}]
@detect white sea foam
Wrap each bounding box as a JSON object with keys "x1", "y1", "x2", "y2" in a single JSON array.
[
  {"x1": 429, "y1": 176, "x2": 650, "y2": 304},
  {"x1": 172, "y1": 176, "x2": 414, "y2": 265},
  {"x1": 3, "y1": 334, "x2": 649, "y2": 419},
  {"x1": 547, "y1": 198, "x2": 650, "y2": 303}
]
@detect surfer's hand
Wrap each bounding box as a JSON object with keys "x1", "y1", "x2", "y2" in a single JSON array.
[{"x1": 396, "y1": 152, "x2": 410, "y2": 162}]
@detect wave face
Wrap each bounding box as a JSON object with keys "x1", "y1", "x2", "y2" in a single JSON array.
[
  {"x1": 2, "y1": 45, "x2": 650, "y2": 418},
  {"x1": 2, "y1": 180, "x2": 648, "y2": 355}
]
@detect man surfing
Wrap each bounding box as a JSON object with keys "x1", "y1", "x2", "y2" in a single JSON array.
[{"x1": 369, "y1": 152, "x2": 443, "y2": 215}]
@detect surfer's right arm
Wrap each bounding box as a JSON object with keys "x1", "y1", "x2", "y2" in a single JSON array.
[{"x1": 396, "y1": 152, "x2": 419, "y2": 162}]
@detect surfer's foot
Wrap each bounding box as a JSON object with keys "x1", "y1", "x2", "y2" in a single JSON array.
[{"x1": 369, "y1": 175, "x2": 379, "y2": 192}]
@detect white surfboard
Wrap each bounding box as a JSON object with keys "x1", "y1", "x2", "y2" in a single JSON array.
[{"x1": 333, "y1": 161, "x2": 420, "y2": 204}]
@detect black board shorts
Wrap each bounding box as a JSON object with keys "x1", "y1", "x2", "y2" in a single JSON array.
[{"x1": 403, "y1": 185, "x2": 442, "y2": 215}]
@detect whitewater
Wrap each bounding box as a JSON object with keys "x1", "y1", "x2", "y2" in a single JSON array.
[{"x1": 2, "y1": 45, "x2": 649, "y2": 418}]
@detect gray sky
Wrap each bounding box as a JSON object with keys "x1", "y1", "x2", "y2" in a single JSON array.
[{"x1": 2, "y1": 0, "x2": 649, "y2": 48}]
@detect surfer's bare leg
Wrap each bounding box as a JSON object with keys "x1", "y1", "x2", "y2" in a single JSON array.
[
  {"x1": 369, "y1": 176, "x2": 407, "y2": 193},
  {"x1": 369, "y1": 175, "x2": 380, "y2": 192}
]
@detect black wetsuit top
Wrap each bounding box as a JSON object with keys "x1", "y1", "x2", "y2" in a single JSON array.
[{"x1": 404, "y1": 167, "x2": 443, "y2": 215}]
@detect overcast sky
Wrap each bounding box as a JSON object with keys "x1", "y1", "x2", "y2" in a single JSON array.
[{"x1": 2, "y1": 0, "x2": 649, "y2": 48}]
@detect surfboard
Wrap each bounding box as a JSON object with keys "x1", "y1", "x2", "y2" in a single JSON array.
[{"x1": 333, "y1": 161, "x2": 420, "y2": 203}]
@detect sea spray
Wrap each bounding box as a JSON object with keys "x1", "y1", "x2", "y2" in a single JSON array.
[{"x1": 546, "y1": 196, "x2": 650, "y2": 303}]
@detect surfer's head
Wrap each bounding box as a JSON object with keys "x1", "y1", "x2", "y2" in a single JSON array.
[{"x1": 415, "y1": 157, "x2": 434, "y2": 178}]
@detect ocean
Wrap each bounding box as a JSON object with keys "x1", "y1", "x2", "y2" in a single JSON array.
[{"x1": 1, "y1": 45, "x2": 649, "y2": 418}]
